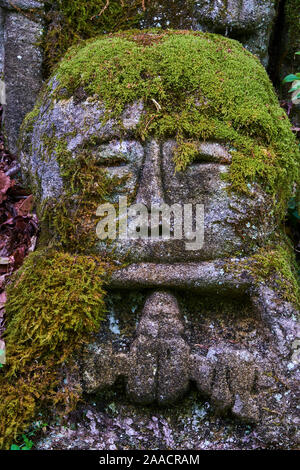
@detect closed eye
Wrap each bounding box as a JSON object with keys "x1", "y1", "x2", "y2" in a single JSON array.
[
  {"x1": 96, "y1": 154, "x2": 129, "y2": 167},
  {"x1": 190, "y1": 142, "x2": 232, "y2": 165}
]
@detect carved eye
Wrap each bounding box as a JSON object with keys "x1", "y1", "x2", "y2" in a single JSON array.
[
  {"x1": 96, "y1": 152, "x2": 129, "y2": 167},
  {"x1": 189, "y1": 142, "x2": 232, "y2": 165},
  {"x1": 95, "y1": 141, "x2": 144, "y2": 169}
]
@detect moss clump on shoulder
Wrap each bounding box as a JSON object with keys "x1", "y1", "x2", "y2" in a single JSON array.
[
  {"x1": 0, "y1": 250, "x2": 110, "y2": 449},
  {"x1": 52, "y1": 30, "x2": 299, "y2": 219},
  {"x1": 228, "y1": 242, "x2": 300, "y2": 307}
]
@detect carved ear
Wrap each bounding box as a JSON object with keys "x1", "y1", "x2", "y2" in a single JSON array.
[{"x1": 251, "y1": 285, "x2": 300, "y2": 359}]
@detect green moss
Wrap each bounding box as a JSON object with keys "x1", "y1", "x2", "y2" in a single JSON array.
[
  {"x1": 20, "y1": 106, "x2": 41, "y2": 135},
  {"x1": 251, "y1": 245, "x2": 299, "y2": 306},
  {"x1": 42, "y1": 1, "x2": 198, "y2": 73},
  {"x1": 50, "y1": 30, "x2": 299, "y2": 219},
  {"x1": 173, "y1": 140, "x2": 199, "y2": 171},
  {"x1": 0, "y1": 250, "x2": 111, "y2": 449},
  {"x1": 229, "y1": 242, "x2": 300, "y2": 307}
]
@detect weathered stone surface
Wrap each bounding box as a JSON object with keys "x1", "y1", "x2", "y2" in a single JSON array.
[
  {"x1": 0, "y1": 6, "x2": 43, "y2": 153},
  {"x1": 80, "y1": 282, "x2": 299, "y2": 445},
  {"x1": 19, "y1": 94, "x2": 144, "y2": 201},
  {"x1": 35, "y1": 392, "x2": 299, "y2": 449},
  {"x1": 0, "y1": 8, "x2": 4, "y2": 76},
  {"x1": 127, "y1": 291, "x2": 191, "y2": 404},
  {"x1": 142, "y1": 0, "x2": 276, "y2": 66},
  {"x1": 82, "y1": 291, "x2": 191, "y2": 405},
  {"x1": 97, "y1": 138, "x2": 274, "y2": 262},
  {"x1": 31, "y1": 252, "x2": 300, "y2": 449},
  {"x1": 109, "y1": 260, "x2": 251, "y2": 293},
  {"x1": 0, "y1": 0, "x2": 42, "y2": 9},
  {"x1": 195, "y1": 0, "x2": 276, "y2": 66}
]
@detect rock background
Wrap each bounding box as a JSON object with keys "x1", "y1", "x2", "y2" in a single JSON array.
[
  {"x1": 0, "y1": 0, "x2": 43, "y2": 154},
  {"x1": 143, "y1": 0, "x2": 276, "y2": 66}
]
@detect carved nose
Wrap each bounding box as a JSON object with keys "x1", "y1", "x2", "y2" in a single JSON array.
[
  {"x1": 126, "y1": 291, "x2": 190, "y2": 405},
  {"x1": 135, "y1": 140, "x2": 165, "y2": 207}
]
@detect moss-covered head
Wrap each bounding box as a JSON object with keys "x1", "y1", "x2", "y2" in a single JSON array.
[
  {"x1": 19, "y1": 30, "x2": 299, "y2": 258},
  {"x1": 51, "y1": 30, "x2": 299, "y2": 216}
]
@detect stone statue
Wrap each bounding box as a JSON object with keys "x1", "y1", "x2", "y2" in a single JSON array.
[{"x1": 18, "y1": 31, "x2": 299, "y2": 447}]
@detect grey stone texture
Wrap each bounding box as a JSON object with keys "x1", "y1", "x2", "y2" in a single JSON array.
[
  {"x1": 195, "y1": 0, "x2": 276, "y2": 66},
  {"x1": 0, "y1": 1, "x2": 43, "y2": 153},
  {"x1": 77, "y1": 279, "x2": 299, "y2": 447},
  {"x1": 13, "y1": 1, "x2": 300, "y2": 451},
  {"x1": 142, "y1": 0, "x2": 276, "y2": 67},
  {"x1": 98, "y1": 136, "x2": 274, "y2": 262},
  {"x1": 81, "y1": 266, "x2": 299, "y2": 423},
  {"x1": 36, "y1": 276, "x2": 299, "y2": 449},
  {"x1": 0, "y1": 0, "x2": 42, "y2": 9}
]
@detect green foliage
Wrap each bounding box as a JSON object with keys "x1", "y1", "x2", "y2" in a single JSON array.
[
  {"x1": 51, "y1": 30, "x2": 300, "y2": 219},
  {"x1": 0, "y1": 251, "x2": 110, "y2": 449},
  {"x1": 229, "y1": 242, "x2": 300, "y2": 307},
  {"x1": 11, "y1": 435, "x2": 34, "y2": 451},
  {"x1": 10, "y1": 421, "x2": 48, "y2": 450},
  {"x1": 283, "y1": 54, "x2": 300, "y2": 103}
]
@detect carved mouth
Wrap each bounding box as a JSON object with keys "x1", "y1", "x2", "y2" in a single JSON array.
[{"x1": 109, "y1": 260, "x2": 251, "y2": 295}]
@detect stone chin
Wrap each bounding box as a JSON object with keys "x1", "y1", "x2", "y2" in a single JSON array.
[{"x1": 81, "y1": 277, "x2": 299, "y2": 425}]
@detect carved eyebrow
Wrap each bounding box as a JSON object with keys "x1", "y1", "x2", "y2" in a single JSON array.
[{"x1": 191, "y1": 142, "x2": 232, "y2": 164}]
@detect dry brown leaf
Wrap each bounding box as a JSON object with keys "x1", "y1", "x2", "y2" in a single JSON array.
[
  {"x1": 0, "y1": 171, "x2": 11, "y2": 204},
  {"x1": 15, "y1": 194, "x2": 34, "y2": 216}
]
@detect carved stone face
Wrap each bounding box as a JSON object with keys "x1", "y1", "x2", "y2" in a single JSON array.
[
  {"x1": 69, "y1": 119, "x2": 294, "y2": 425},
  {"x1": 19, "y1": 66, "x2": 298, "y2": 434},
  {"x1": 71, "y1": 117, "x2": 295, "y2": 424},
  {"x1": 95, "y1": 136, "x2": 273, "y2": 263}
]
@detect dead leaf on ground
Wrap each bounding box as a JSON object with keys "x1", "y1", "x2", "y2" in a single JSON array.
[
  {"x1": 15, "y1": 194, "x2": 34, "y2": 216},
  {"x1": 0, "y1": 171, "x2": 11, "y2": 204}
]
